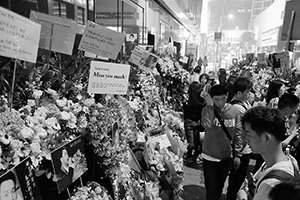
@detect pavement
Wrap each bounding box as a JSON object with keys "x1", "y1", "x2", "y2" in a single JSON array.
[{"x1": 183, "y1": 158, "x2": 256, "y2": 200}]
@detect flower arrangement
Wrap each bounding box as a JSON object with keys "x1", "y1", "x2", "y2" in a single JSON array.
[{"x1": 69, "y1": 181, "x2": 112, "y2": 200}]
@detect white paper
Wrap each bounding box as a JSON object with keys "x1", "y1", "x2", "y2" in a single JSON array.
[
  {"x1": 129, "y1": 46, "x2": 159, "y2": 71},
  {"x1": 87, "y1": 61, "x2": 130, "y2": 95}
]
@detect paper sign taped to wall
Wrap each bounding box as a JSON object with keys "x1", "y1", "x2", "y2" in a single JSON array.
[
  {"x1": 129, "y1": 46, "x2": 159, "y2": 71},
  {"x1": 30, "y1": 11, "x2": 81, "y2": 55},
  {"x1": 79, "y1": 21, "x2": 125, "y2": 60},
  {"x1": 88, "y1": 61, "x2": 130, "y2": 95},
  {"x1": 0, "y1": 7, "x2": 41, "y2": 63}
]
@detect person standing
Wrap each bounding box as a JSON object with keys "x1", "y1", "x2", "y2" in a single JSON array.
[
  {"x1": 226, "y1": 77, "x2": 253, "y2": 200},
  {"x1": 201, "y1": 85, "x2": 243, "y2": 200},
  {"x1": 189, "y1": 66, "x2": 202, "y2": 83},
  {"x1": 198, "y1": 57, "x2": 203, "y2": 67},
  {"x1": 183, "y1": 82, "x2": 205, "y2": 164},
  {"x1": 242, "y1": 106, "x2": 299, "y2": 200},
  {"x1": 203, "y1": 56, "x2": 208, "y2": 73}
]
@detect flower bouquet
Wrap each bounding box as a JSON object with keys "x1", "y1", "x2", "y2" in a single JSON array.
[{"x1": 69, "y1": 181, "x2": 112, "y2": 200}]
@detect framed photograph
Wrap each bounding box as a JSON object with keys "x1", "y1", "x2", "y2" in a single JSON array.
[{"x1": 51, "y1": 136, "x2": 88, "y2": 193}]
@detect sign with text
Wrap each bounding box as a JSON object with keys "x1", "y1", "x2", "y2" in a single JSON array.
[
  {"x1": 0, "y1": 157, "x2": 42, "y2": 200},
  {"x1": 79, "y1": 21, "x2": 125, "y2": 60},
  {"x1": 129, "y1": 46, "x2": 159, "y2": 71},
  {"x1": 187, "y1": 43, "x2": 197, "y2": 56},
  {"x1": 0, "y1": 6, "x2": 41, "y2": 63},
  {"x1": 30, "y1": 11, "x2": 82, "y2": 56},
  {"x1": 88, "y1": 61, "x2": 130, "y2": 95},
  {"x1": 148, "y1": 134, "x2": 171, "y2": 149},
  {"x1": 276, "y1": 51, "x2": 290, "y2": 69}
]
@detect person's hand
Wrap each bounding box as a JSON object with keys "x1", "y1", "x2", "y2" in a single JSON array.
[
  {"x1": 202, "y1": 110, "x2": 213, "y2": 128},
  {"x1": 200, "y1": 91, "x2": 213, "y2": 106},
  {"x1": 233, "y1": 157, "x2": 241, "y2": 170}
]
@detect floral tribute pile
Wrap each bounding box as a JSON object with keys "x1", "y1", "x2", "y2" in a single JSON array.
[{"x1": 0, "y1": 51, "x2": 187, "y2": 200}]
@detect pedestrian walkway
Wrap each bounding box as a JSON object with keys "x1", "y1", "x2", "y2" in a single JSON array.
[{"x1": 183, "y1": 158, "x2": 256, "y2": 200}]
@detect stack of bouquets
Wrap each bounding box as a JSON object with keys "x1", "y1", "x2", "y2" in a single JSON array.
[
  {"x1": 69, "y1": 181, "x2": 112, "y2": 200},
  {"x1": 250, "y1": 68, "x2": 274, "y2": 100}
]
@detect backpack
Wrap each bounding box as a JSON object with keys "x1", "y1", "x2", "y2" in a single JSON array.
[
  {"x1": 248, "y1": 162, "x2": 300, "y2": 199},
  {"x1": 230, "y1": 99, "x2": 248, "y2": 111}
]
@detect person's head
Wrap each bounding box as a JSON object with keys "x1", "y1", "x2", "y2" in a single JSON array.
[
  {"x1": 266, "y1": 80, "x2": 285, "y2": 104},
  {"x1": 199, "y1": 73, "x2": 209, "y2": 85},
  {"x1": 241, "y1": 106, "x2": 286, "y2": 155},
  {"x1": 269, "y1": 179, "x2": 300, "y2": 200},
  {"x1": 60, "y1": 148, "x2": 69, "y2": 167},
  {"x1": 193, "y1": 66, "x2": 201, "y2": 74},
  {"x1": 188, "y1": 81, "x2": 202, "y2": 105},
  {"x1": 233, "y1": 77, "x2": 253, "y2": 102},
  {"x1": 210, "y1": 84, "x2": 228, "y2": 109},
  {"x1": 0, "y1": 171, "x2": 17, "y2": 200},
  {"x1": 278, "y1": 93, "x2": 300, "y2": 118}
]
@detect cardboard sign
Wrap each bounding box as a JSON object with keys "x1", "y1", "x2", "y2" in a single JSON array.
[
  {"x1": 30, "y1": 11, "x2": 81, "y2": 56},
  {"x1": 88, "y1": 61, "x2": 130, "y2": 95},
  {"x1": 79, "y1": 21, "x2": 125, "y2": 60},
  {"x1": 148, "y1": 134, "x2": 171, "y2": 149},
  {"x1": 0, "y1": 6, "x2": 41, "y2": 63},
  {"x1": 129, "y1": 46, "x2": 159, "y2": 71},
  {"x1": 51, "y1": 136, "x2": 88, "y2": 193},
  {"x1": 0, "y1": 157, "x2": 42, "y2": 200}
]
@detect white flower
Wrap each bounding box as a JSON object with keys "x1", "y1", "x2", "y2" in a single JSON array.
[
  {"x1": 63, "y1": 100, "x2": 74, "y2": 111},
  {"x1": 45, "y1": 117, "x2": 61, "y2": 130},
  {"x1": 10, "y1": 139, "x2": 23, "y2": 150},
  {"x1": 82, "y1": 106, "x2": 89, "y2": 113},
  {"x1": 72, "y1": 103, "x2": 82, "y2": 114},
  {"x1": 56, "y1": 98, "x2": 67, "y2": 107},
  {"x1": 33, "y1": 89, "x2": 43, "y2": 99},
  {"x1": 33, "y1": 126, "x2": 47, "y2": 138},
  {"x1": 67, "y1": 112, "x2": 77, "y2": 129},
  {"x1": 47, "y1": 128, "x2": 56, "y2": 135},
  {"x1": 34, "y1": 107, "x2": 48, "y2": 121},
  {"x1": 46, "y1": 88, "x2": 58, "y2": 97},
  {"x1": 84, "y1": 98, "x2": 95, "y2": 107},
  {"x1": 60, "y1": 111, "x2": 71, "y2": 121},
  {"x1": 76, "y1": 94, "x2": 83, "y2": 101},
  {"x1": 26, "y1": 116, "x2": 39, "y2": 127},
  {"x1": 27, "y1": 99, "x2": 36, "y2": 107},
  {"x1": 78, "y1": 115, "x2": 88, "y2": 129},
  {"x1": 20, "y1": 127, "x2": 35, "y2": 139},
  {"x1": 30, "y1": 142, "x2": 42, "y2": 154}
]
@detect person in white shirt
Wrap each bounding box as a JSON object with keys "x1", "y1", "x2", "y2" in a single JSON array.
[
  {"x1": 189, "y1": 66, "x2": 202, "y2": 83},
  {"x1": 241, "y1": 106, "x2": 299, "y2": 200}
]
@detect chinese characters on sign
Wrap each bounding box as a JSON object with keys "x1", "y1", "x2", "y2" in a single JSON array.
[
  {"x1": 0, "y1": 6, "x2": 41, "y2": 63},
  {"x1": 79, "y1": 21, "x2": 125, "y2": 60}
]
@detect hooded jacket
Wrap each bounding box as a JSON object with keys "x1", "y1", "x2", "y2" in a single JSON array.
[{"x1": 201, "y1": 103, "x2": 243, "y2": 160}]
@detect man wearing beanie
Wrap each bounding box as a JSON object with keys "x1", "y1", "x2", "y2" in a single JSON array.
[{"x1": 201, "y1": 84, "x2": 243, "y2": 200}]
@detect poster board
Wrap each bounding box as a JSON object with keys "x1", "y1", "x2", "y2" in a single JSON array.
[
  {"x1": 79, "y1": 21, "x2": 125, "y2": 60},
  {"x1": 30, "y1": 11, "x2": 81, "y2": 56},
  {"x1": 0, "y1": 6, "x2": 41, "y2": 63},
  {"x1": 50, "y1": 136, "x2": 88, "y2": 193},
  {"x1": 87, "y1": 61, "x2": 130, "y2": 95},
  {"x1": 0, "y1": 157, "x2": 42, "y2": 200},
  {"x1": 129, "y1": 46, "x2": 159, "y2": 71}
]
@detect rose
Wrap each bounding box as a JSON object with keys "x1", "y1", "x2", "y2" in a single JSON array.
[
  {"x1": 20, "y1": 127, "x2": 35, "y2": 139},
  {"x1": 60, "y1": 111, "x2": 71, "y2": 121},
  {"x1": 45, "y1": 117, "x2": 61, "y2": 130},
  {"x1": 56, "y1": 98, "x2": 67, "y2": 107},
  {"x1": 32, "y1": 89, "x2": 43, "y2": 99},
  {"x1": 10, "y1": 139, "x2": 23, "y2": 149},
  {"x1": 27, "y1": 99, "x2": 36, "y2": 107},
  {"x1": 30, "y1": 142, "x2": 42, "y2": 154}
]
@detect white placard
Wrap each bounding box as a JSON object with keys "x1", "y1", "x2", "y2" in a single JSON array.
[
  {"x1": 148, "y1": 134, "x2": 171, "y2": 149},
  {"x1": 30, "y1": 11, "x2": 80, "y2": 56},
  {"x1": 0, "y1": 6, "x2": 41, "y2": 63},
  {"x1": 88, "y1": 61, "x2": 130, "y2": 95},
  {"x1": 129, "y1": 46, "x2": 159, "y2": 71},
  {"x1": 179, "y1": 56, "x2": 188, "y2": 64},
  {"x1": 79, "y1": 21, "x2": 125, "y2": 60}
]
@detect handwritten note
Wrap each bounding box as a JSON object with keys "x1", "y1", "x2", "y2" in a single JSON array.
[
  {"x1": 88, "y1": 61, "x2": 130, "y2": 95},
  {"x1": 0, "y1": 7, "x2": 41, "y2": 63},
  {"x1": 79, "y1": 21, "x2": 125, "y2": 60}
]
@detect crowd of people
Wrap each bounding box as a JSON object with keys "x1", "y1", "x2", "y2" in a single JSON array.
[{"x1": 183, "y1": 60, "x2": 300, "y2": 200}]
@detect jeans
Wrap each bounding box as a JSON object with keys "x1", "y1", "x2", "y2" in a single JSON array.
[
  {"x1": 203, "y1": 158, "x2": 232, "y2": 200},
  {"x1": 226, "y1": 153, "x2": 251, "y2": 200},
  {"x1": 186, "y1": 130, "x2": 202, "y2": 161}
]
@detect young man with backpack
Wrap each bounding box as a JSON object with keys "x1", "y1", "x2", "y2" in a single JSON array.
[
  {"x1": 241, "y1": 106, "x2": 299, "y2": 200},
  {"x1": 226, "y1": 77, "x2": 253, "y2": 200}
]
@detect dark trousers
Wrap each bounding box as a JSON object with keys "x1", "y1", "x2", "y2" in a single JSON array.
[
  {"x1": 226, "y1": 153, "x2": 251, "y2": 200},
  {"x1": 186, "y1": 130, "x2": 201, "y2": 160},
  {"x1": 203, "y1": 158, "x2": 232, "y2": 200}
]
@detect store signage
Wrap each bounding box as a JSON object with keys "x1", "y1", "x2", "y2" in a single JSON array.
[
  {"x1": 51, "y1": 136, "x2": 88, "y2": 193},
  {"x1": 79, "y1": 21, "x2": 125, "y2": 60},
  {"x1": 88, "y1": 61, "x2": 130, "y2": 95},
  {"x1": 214, "y1": 32, "x2": 222, "y2": 41},
  {"x1": 95, "y1": 12, "x2": 136, "y2": 20},
  {"x1": 129, "y1": 46, "x2": 159, "y2": 71},
  {"x1": 30, "y1": 11, "x2": 81, "y2": 56},
  {"x1": 0, "y1": 7, "x2": 41, "y2": 63}
]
